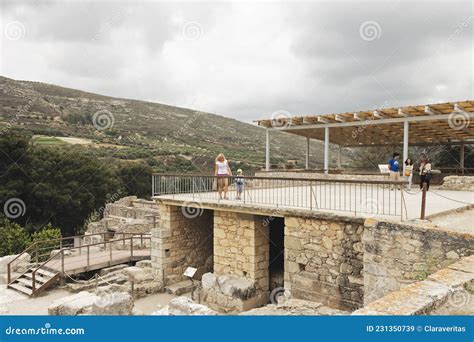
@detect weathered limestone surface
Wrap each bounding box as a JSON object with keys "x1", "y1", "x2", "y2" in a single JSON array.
[
  {"x1": 213, "y1": 211, "x2": 270, "y2": 293},
  {"x1": 200, "y1": 272, "x2": 268, "y2": 313},
  {"x1": 241, "y1": 298, "x2": 348, "y2": 316},
  {"x1": 363, "y1": 218, "x2": 474, "y2": 305},
  {"x1": 85, "y1": 196, "x2": 160, "y2": 240},
  {"x1": 48, "y1": 291, "x2": 97, "y2": 315},
  {"x1": 151, "y1": 204, "x2": 213, "y2": 286},
  {"x1": 439, "y1": 176, "x2": 474, "y2": 191},
  {"x1": 353, "y1": 255, "x2": 474, "y2": 315},
  {"x1": 91, "y1": 290, "x2": 134, "y2": 315},
  {"x1": 0, "y1": 253, "x2": 31, "y2": 283},
  {"x1": 152, "y1": 296, "x2": 219, "y2": 315},
  {"x1": 49, "y1": 290, "x2": 134, "y2": 316},
  {"x1": 284, "y1": 215, "x2": 365, "y2": 311}
]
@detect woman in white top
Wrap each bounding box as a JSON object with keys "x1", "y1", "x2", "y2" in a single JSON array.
[{"x1": 215, "y1": 153, "x2": 232, "y2": 199}]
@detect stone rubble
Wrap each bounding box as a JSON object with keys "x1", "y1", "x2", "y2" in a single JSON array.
[
  {"x1": 438, "y1": 176, "x2": 474, "y2": 191},
  {"x1": 152, "y1": 296, "x2": 219, "y2": 316},
  {"x1": 0, "y1": 253, "x2": 31, "y2": 283},
  {"x1": 241, "y1": 298, "x2": 349, "y2": 316},
  {"x1": 48, "y1": 289, "x2": 134, "y2": 316}
]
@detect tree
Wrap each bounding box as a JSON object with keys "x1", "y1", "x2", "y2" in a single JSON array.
[
  {"x1": 117, "y1": 162, "x2": 152, "y2": 199},
  {"x1": 0, "y1": 218, "x2": 30, "y2": 256}
]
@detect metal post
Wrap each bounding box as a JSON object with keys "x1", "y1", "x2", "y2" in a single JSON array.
[
  {"x1": 152, "y1": 174, "x2": 155, "y2": 197},
  {"x1": 337, "y1": 145, "x2": 342, "y2": 169},
  {"x1": 460, "y1": 143, "x2": 465, "y2": 175},
  {"x1": 420, "y1": 182, "x2": 427, "y2": 220},
  {"x1": 324, "y1": 127, "x2": 329, "y2": 174},
  {"x1": 87, "y1": 245, "x2": 90, "y2": 271},
  {"x1": 109, "y1": 241, "x2": 112, "y2": 266},
  {"x1": 265, "y1": 129, "x2": 270, "y2": 171},
  {"x1": 305, "y1": 137, "x2": 310, "y2": 170},
  {"x1": 403, "y1": 120, "x2": 409, "y2": 173}
]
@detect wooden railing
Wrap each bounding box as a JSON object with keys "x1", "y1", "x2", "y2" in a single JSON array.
[{"x1": 7, "y1": 232, "x2": 151, "y2": 288}]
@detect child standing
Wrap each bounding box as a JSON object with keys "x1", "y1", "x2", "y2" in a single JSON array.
[
  {"x1": 404, "y1": 158, "x2": 414, "y2": 190},
  {"x1": 235, "y1": 169, "x2": 244, "y2": 200}
]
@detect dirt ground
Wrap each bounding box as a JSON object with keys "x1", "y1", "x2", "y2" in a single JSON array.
[{"x1": 0, "y1": 284, "x2": 176, "y2": 315}]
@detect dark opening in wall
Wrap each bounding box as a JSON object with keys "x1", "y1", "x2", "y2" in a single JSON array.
[{"x1": 269, "y1": 217, "x2": 285, "y2": 291}]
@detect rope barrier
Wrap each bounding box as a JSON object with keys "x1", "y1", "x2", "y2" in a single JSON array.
[{"x1": 429, "y1": 190, "x2": 474, "y2": 205}]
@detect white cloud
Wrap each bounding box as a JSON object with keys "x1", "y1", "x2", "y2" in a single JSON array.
[{"x1": 1, "y1": 0, "x2": 472, "y2": 123}]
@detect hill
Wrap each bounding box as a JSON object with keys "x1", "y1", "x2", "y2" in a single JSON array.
[{"x1": 0, "y1": 76, "x2": 335, "y2": 171}]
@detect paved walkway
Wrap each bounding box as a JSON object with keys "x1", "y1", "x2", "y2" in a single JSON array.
[{"x1": 157, "y1": 185, "x2": 473, "y2": 221}]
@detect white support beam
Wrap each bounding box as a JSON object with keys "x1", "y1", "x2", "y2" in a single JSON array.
[
  {"x1": 305, "y1": 137, "x2": 310, "y2": 170},
  {"x1": 460, "y1": 143, "x2": 465, "y2": 174},
  {"x1": 454, "y1": 103, "x2": 466, "y2": 113},
  {"x1": 403, "y1": 120, "x2": 409, "y2": 172},
  {"x1": 324, "y1": 127, "x2": 329, "y2": 174},
  {"x1": 398, "y1": 108, "x2": 408, "y2": 117},
  {"x1": 373, "y1": 110, "x2": 385, "y2": 118},
  {"x1": 265, "y1": 129, "x2": 270, "y2": 171},
  {"x1": 267, "y1": 112, "x2": 474, "y2": 131},
  {"x1": 424, "y1": 105, "x2": 441, "y2": 115}
]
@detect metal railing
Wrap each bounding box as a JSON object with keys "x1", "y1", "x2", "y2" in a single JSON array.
[
  {"x1": 7, "y1": 232, "x2": 151, "y2": 286},
  {"x1": 152, "y1": 173, "x2": 407, "y2": 219}
]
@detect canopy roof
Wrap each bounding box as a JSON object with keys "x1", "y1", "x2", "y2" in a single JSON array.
[{"x1": 255, "y1": 100, "x2": 474, "y2": 147}]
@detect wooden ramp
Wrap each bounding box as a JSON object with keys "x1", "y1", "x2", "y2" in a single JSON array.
[{"x1": 7, "y1": 233, "x2": 151, "y2": 296}]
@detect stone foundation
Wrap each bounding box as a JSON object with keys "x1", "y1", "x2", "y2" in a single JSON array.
[
  {"x1": 284, "y1": 215, "x2": 365, "y2": 311},
  {"x1": 151, "y1": 204, "x2": 213, "y2": 285}
]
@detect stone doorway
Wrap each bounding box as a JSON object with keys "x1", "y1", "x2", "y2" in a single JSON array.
[{"x1": 268, "y1": 217, "x2": 285, "y2": 291}]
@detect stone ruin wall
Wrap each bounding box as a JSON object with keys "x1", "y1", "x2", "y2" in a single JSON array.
[
  {"x1": 149, "y1": 202, "x2": 473, "y2": 314},
  {"x1": 85, "y1": 196, "x2": 160, "y2": 239},
  {"x1": 354, "y1": 254, "x2": 474, "y2": 315},
  {"x1": 151, "y1": 204, "x2": 213, "y2": 285},
  {"x1": 439, "y1": 176, "x2": 474, "y2": 191},
  {"x1": 254, "y1": 171, "x2": 388, "y2": 182},
  {"x1": 363, "y1": 218, "x2": 474, "y2": 305},
  {"x1": 284, "y1": 215, "x2": 365, "y2": 311}
]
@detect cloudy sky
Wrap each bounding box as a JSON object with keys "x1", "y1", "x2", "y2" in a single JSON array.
[{"x1": 0, "y1": 0, "x2": 472, "y2": 123}]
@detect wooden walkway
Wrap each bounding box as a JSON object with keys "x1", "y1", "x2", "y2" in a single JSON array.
[{"x1": 46, "y1": 249, "x2": 150, "y2": 275}]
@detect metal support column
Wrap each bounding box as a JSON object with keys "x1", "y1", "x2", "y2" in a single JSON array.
[
  {"x1": 305, "y1": 137, "x2": 310, "y2": 170},
  {"x1": 460, "y1": 143, "x2": 465, "y2": 174},
  {"x1": 403, "y1": 120, "x2": 409, "y2": 171},
  {"x1": 265, "y1": 129, "x2": 270, "y2": 171},
  {"x1": 324, "y1": 127, "x2": 329, "y2": 174}
]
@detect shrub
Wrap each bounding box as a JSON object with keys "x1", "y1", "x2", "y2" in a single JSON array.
[
  {"x1": 31, "y1": 224, "x2": 62, "y2": 261},
  {"x1": 0, "y1": 219, "x2": 31, "y2": 256}
]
